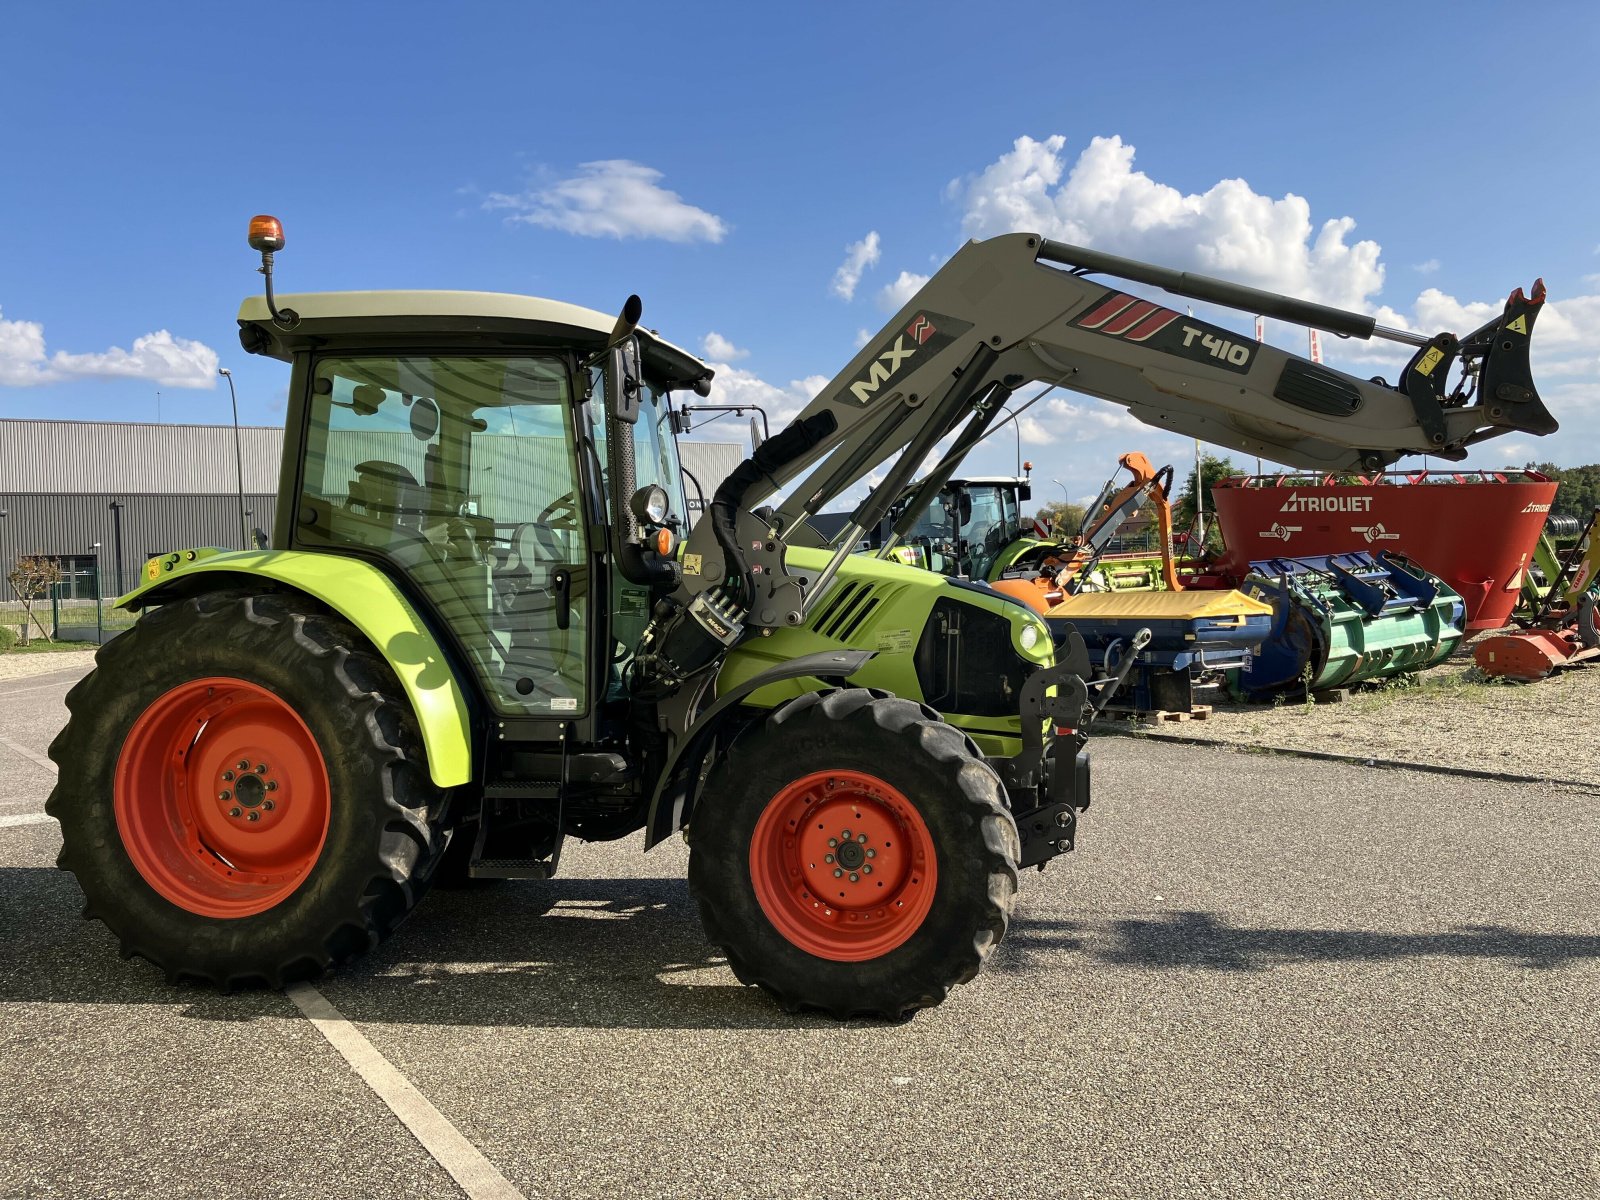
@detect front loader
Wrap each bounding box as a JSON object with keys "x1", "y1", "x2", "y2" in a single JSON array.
[{"x1": 46, "y1": 218, "x2": 1554, "y2": 1018}]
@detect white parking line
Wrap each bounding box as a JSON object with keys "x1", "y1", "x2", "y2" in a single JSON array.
[
  {"x1": 0, "y1": 680, "x2": 78, "y2": 700},
  {"x1": 0, "y1": 813, "x2": 55, "y2": 828},
  {"x1": 0, "y1": 734, "x2": 56, "y2": 775},
  {"x1": 286, "y1": 983, "x2": 526, "y2": 1200}
]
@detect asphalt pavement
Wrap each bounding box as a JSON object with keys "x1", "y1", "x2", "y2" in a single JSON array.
[{"x1": 2, "y1": 661, "x2": 1597, "y2": 1199}]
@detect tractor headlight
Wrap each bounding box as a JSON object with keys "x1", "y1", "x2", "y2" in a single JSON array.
[
  {"x1": 1020, "y1": 622, "x2": 1041, "y2": 653},
  {"x1": 630, "y1": 484, "x2": 670, "y2": 527}
]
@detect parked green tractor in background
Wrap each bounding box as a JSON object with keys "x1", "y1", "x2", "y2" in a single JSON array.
[{"x1": 46, "y1": 217, "x2": 1553, "y2": 1018}]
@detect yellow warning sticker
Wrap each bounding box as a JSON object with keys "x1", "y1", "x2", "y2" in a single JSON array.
[
  {"x1": 683, "y1": 552, "x2": 703, "y2": 577},
  {"x1": 874, "y1": 628, "x2": 914, "y2": 654},
  {"x1": 146, "y1": 560, "x2": 159, "y2": 581},
  {"x1": 1506, "y1": 315, "x2": 1528, "y2": 335},
  {"x1": 1415, "y1": 347, "x2": 1445, "y2": 377}
]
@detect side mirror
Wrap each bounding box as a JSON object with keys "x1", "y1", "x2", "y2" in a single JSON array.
[
  {"x1": 1018, "y1": 483, "x2": 1032, "y2": 502},
  {"x1": 958, "y1": 493, "x2": 973, "y2": 524},
  {"x1": 749, "y1": 414, "x2": 764, "y2": 451}
]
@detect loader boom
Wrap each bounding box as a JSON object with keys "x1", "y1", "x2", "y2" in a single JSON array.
[{"x1": 663, "y1": 231, "x2": 1553, "y2": 650}]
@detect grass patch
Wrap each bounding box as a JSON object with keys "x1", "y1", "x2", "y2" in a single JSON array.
[
  {"x1": 2, "y1": 640, "x2": 99, "y2": 655},
  {"x1": 1346, "y1": 666, "x2": 1504, "y2": 715}
]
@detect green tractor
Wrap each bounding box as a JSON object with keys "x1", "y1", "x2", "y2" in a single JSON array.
[{"x1": 47, "y1": 218, "x2": 1553, "y2": 1017}]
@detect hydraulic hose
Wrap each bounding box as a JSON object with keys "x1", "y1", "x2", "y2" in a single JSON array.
[{"x1": 709, "y1": 411, "x2": 837, "y2": 595}]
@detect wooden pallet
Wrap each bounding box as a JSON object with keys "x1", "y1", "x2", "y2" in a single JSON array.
[{"x1": 1106, "y1": 704, "x2": 1213, "y2": 724}]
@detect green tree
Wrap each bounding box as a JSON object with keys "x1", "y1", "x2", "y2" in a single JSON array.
[
  {"x1": 1528, "y1": 461, "x2": 1600, "y2": 521},
  {"x1": 1033, "y1": 501, "x2": 1088, "y2": 539},
  {"x1": 1173, "y1": 453, "x2": 1242, "y2": 550},
  {"x1": 7, "y1": 555, "x2": 63, "y2": 645}
]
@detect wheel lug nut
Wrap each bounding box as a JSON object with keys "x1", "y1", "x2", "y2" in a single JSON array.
[
  {"x1": 236, "y1": 760, "x2": 250, "y2": 771},
  {"x1": 229, "y1": 807, "x2": 242, "y2": 818},
  {"x1": 265, "y1": 781, "x2": 278, "y2": 792},
  {"x1": 866, "y1": 849, "x2": 876, "y2": 858},
  {"x1": 827, "y1": 838, "x2": 838, "y2": 848},
  {"x1": 833, "y1": 869, "x2": 843, "y2": 878},
  {"x1": 222, "y1": 770, "x2": 235, "y2": 782},
  {"x1": 849, "y1": 873, "x2": 860, "y2": 883},
  {"x1": 262, "y1": 800, "x2": 275, "y2": 812},
  {"x1": 857, "y1": 834, "x2": 868, "y2": 843},
  {"x1": 824, "y1": 854, "x2": 834, "y2": 864},
  {"x1": 246, "y1": 811, "x2": 260, "y2": 822},
  {"x1": 255, "y1": 764, "x2": 268, "y2": 775},
  {"x1": 841, "y1": 829, "x2": 852, "y2": 840},
  {"x1": 863, "y1": 865, "x2": 873, "y2": 875},
  {"x1": 219, "y1": 790, "x2": 232, "y2": 801}
]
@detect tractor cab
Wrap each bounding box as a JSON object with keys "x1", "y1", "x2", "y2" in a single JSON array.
[
  {"x1": 880, "y1": 475, "x2": 1032, "y2": 582},
  {"x1": 239, "y1": 286, "x2": 710, "y2": 749}
]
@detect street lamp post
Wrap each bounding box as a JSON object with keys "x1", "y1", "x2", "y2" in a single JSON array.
[
  {"x1": 108, "y1": 500, "x2": 125, "y2": 595},
  {"x1": 1052, "y1": 478, "x2": 1068, "y2": 503},
  {"x1": 218, "y1": 368, "x2": 249, "y2": 549},
  {"x1": 90, "y1": 542, "x2": 103, "y2": 642}
]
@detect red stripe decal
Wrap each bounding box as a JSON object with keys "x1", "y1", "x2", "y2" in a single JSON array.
[
  {"x1": 1123, "y1": 310, "x2": 1181, "y2": 342},
  {"x1": 1100, "y1": 300, "x2": 1160, "y2": 336},
  {"x1": 1076, "y1": 293, "x2": 1138, "y2": 330}
]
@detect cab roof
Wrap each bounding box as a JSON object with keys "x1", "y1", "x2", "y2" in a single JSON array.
[{"x1": 237, "y1": 290, "x2": 712, "y2": 391}]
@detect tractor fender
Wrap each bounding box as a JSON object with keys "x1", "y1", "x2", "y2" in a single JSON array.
[
  {"x1": 643, "y1": 649, "x2": 875, "y2": 850},
  {"x1": 118, "y1": 548, "x2": 473, "y2": 788}
]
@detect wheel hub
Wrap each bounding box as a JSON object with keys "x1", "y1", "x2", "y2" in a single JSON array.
[
  {"x1": 114, "y1": 677, "x2": 331, "y2": 919},
  {"x1": 748, "y1": 769, "x2": 938, "y2": 962}
]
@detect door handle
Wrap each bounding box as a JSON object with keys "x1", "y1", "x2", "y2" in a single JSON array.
[{"x1": 552, "y1": 568, "x2": 572, "y2": 630}]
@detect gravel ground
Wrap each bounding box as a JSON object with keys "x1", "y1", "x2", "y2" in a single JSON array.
[
  {"x1": 0, "y1": 649, "x2": 96, "y2": 683},
  {"x1": 1112, "y1": 647, "x2": 1600, "y2": 789}
]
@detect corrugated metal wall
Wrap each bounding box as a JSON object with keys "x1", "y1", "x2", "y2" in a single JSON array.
[
  {"x1": 0, "y1": 493, "x2": 278, "y2": 597},
  {"x1": 1, "y1": 419, "x2": 284, "y2": 493}
]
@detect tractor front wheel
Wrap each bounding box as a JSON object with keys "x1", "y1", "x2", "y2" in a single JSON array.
[
  {"x1": 46, "y1": 589, "x2": 446, "y2": 987},
  {"x1": 688, "y1": 689, "x2": 1019, "y2": 1020}
]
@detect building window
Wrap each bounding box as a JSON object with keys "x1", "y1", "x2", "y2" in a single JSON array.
[{"x1": 52, "y1": 554, "x2": 102, "y2": 600}]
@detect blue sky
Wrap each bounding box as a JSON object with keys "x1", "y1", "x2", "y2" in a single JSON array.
[{"x1": 2, "y1": 2, "x2": 1596, "y2": 504}]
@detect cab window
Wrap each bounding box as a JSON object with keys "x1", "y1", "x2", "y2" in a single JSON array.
[{"x1": 297, "y1": 354, "x2": 590, "y2": 718}]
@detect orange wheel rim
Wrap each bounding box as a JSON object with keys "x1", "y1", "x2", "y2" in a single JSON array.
[
  {"x1": 748, "y1": 769, "x2": 937, "y2": 962},
  {"x1": 113, "y1": 677, "x2": 331, "y2": 918}
]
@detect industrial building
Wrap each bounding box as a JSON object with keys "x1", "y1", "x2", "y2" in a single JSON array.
[{"x1": 0, "y1": 418, "x2": 744, "y2": 599}]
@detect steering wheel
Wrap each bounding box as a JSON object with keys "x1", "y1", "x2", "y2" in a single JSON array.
[{"x1": 536, "y1": 491, "x2": 581, "y2": 532}]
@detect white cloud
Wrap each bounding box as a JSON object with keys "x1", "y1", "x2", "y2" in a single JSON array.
[
  {"x1": 944, "y1": 132, "x2": 1600, "y2": 470},
  {"x1": 854, "y1": 328, "x2": 873, "y2": 349},
  {"x1": 830, "y1": 231, "x2": 881, "y2": 301},
  {"x1": 951, "y1": 134, "x2": 1384, "y2": 310},
  {"x1": 486, "y1": 160, "x2": 727, "y2": 243},
  {"x1": 701, "y1": 331, "x2": 748, "y2": 361},
  {"x1": 877, "y1": 271, "x2": 930, "y2": 312},
  {"x1": 697, "y1": 360, "x2": 827, "y2": 427},
  {"x1": 1018, "y1": 415, "x2": 1055, "y2": 445},
  {"x1": 0, "y1": 307, "x2": 218, "y2": 388}
]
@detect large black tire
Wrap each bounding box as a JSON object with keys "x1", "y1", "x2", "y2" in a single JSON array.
[
  {"x1": 688, "y1": 689, "x2": 1019, "y2": 1020},
  {"x1": 45, "y1": 589, "x2": 447, "y2": 988}
]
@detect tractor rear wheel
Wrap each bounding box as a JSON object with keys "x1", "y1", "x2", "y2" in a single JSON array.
[
  {"x1": 688, "y1": 689, "x2": 1019, "y2": 1020},
  {"x1": 46, "y1": 589, "x2": 446, "y2": 987}
]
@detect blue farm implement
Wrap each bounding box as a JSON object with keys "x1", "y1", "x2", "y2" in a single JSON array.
[
  {"x1": 1047, "y1": 589, "x2": 1274, "y2": 715},
  {"x1": 1232, "y1": 551, "x2": 1464, "y2": 698}
]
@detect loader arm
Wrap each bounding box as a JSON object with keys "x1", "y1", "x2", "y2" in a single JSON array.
[{"x1": 643, "y1": 231, "x2": 1552, "y2": 677}]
